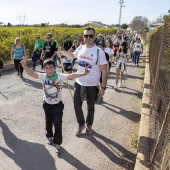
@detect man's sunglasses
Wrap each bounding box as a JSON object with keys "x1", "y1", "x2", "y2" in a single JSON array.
[{"x1": 84, "y1": 34, "x2": 94, "y2": 38}]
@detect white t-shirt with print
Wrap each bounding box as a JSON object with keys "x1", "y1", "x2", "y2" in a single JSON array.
[
  {"x1": 105, "y1": 47, "x2": 114, "y2": 61},
  {"x1": 73, "y1": 45, "x2": 107, "y2": 86},
  {"x1": 38, "y1": 73, "x2": 68, "y2": 104},
  {"x1": 133, "y1": 42, "x2": 142, "y2": 52}
]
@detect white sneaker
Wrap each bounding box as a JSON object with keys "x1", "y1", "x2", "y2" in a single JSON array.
[
  {"x1": 114, "y1": 84, "x2": 118, "y2": 89},
  {"x1": 47, "y1": 137, "x2": 53, "y2": 145},
  {"x1": 119, "y1": 83, "x2": 123, "y2": 88},
  {"x1": 55, "y1": 144, "x2": 61, "y2": 154}
]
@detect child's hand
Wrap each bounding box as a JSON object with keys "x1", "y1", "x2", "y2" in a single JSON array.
[
  {"x1": 84, "y1": 66, "x2": 90, "y2": 75},
  {"x1": 20, "y1": 57, "x2": 27, "y2": 67}
]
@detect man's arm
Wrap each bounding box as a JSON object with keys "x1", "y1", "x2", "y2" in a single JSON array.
[
  {"x1": 51, "y1": 51, "x2": 57, "y2": 60},
  {"x1": 40, "y1": 50, "x2": 45, "y2": 60},
  {"x1": 67, "y1": 66, "x2": 90, "y2": 80},
  {"x1": 20, "y1": 57, "x2": 39, "y2": 79},
  {"x1": 57, "y1": 50, "x2": 75, "y2": 59},
  {"x1": 98, "y1": 64, "x2": 107, "y2": 97}
]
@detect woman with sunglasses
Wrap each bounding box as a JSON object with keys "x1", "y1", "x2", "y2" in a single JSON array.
[{"x1": 133, "y1": 38, "x2": 143, "y2": 66}]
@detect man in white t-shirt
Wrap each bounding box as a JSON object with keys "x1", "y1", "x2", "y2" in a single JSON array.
[{"x1": 57, "y1": 27, "x2": 107, "y2": 136}]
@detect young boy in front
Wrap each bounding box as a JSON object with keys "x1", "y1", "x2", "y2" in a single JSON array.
[{"x1": 20, "y1": 58, "x2": 90, "y2": 154}]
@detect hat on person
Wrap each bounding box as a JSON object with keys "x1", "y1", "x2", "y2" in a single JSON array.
[
  {"x1": 97, "y1": 41, "x2": 105, "y2": 47},
  {"x1": 46, "y1": 33, "x2": 52, "y2": 37}
]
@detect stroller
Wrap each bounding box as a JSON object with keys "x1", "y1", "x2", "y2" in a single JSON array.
[{"x1": 62, "y1": 58, "x2": 74, "y2": 73}]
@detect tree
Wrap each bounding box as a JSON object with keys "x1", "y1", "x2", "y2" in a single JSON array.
[
  {"x1": 121, "y1": 23, "x2": 128, "y2": 29},
  {"x1": 152, "y1": 14, "x2": 164, "y2": 23},
  {"x1": 129, "y1": 16, "x2": 149, "y2": 31},
  {"x1": 7, "y1": 23, "x2": 12, "y2": 27}
]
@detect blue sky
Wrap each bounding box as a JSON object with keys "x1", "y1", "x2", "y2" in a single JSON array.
[{"x1": 0, "y1": 0, "x2": 169, "y2": 25}]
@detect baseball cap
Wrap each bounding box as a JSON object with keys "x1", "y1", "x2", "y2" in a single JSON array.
[
  {"x1": 46, "y1": 33, "x2": 52, "y2": 37},
  {"x1": 97, "y1": 41, "x2": 105, "y2": 47}
]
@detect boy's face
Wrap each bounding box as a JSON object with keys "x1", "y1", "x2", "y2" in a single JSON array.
[{"x1": 44, "y1": 64, "x2": 56, "y2": 77}]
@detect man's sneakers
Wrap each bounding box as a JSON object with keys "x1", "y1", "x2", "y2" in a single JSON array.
[
  {"x1": 86, "y1": 125, "x2": 92, "y2": 135},
  {"x1": 76, "y1": 124, "x2": 93, "y2": 136},
  {"x1": 55, "y1": 144, "x2": 61, "y2": 154},
  {"x1": 76, "y1": 125, "x2": 85, "y2": 136},
  {"x1": 47, "y1": 137, "x2": 53, "y2": 145}
]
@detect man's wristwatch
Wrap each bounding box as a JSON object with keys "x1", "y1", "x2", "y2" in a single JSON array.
[{"x1": 101, "y1": 87, "x2": 106, "y2": 90}]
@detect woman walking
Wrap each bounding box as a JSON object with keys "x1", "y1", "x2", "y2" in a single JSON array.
[
  {"x1": 133, "y1": 38, "x2": 143, "y2": 66},
  {"x1": 104, "y1": 40, "x2": 114, "y2": 70},
  {"x1": 11, "y1": 37, "x2": 27, "y2": 78}
]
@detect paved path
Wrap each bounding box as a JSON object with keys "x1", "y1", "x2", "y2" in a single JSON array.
[{"x1": 0, "y1": 59, "x2": 144, "y2": 170}]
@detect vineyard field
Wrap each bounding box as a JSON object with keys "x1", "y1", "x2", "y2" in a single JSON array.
[{"x1": 0, "y1": 26, "x2": 117, "y2": 62}]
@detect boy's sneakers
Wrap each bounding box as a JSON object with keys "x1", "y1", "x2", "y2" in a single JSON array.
[
  {"x1": 76, "y1": 125, "x2": 85, "y2": 136},
  {"x1": 47, "y1": 137, "x2": 53, "y2": 145},
  {"x1": 114, "y1": 84, "x2": 118, "y2": 89},
  {"x1": 55, "y1": 144, "x2": 61, "y2": 154},
  {"x1": 119, "y1": 83, "x2": 123, "y2": 88},
  {"x1": 86, "y1": 125, "x2": 92, "y2": 135}
]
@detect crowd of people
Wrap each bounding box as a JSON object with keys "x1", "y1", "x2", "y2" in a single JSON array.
[{"x1": 2, "y1": 27, "x2": 143, "y2": 154}]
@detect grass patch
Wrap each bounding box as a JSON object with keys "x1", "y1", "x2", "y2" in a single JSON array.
[
  {"x1": 140, "y1": 69, "x2": 145, "y2": 79},
  {"x1": 130, "y1": 133, "x2": 139, "y2": 148},
  {"x1": 142, "y1": 58, "x2": 146, "y2": 63}
]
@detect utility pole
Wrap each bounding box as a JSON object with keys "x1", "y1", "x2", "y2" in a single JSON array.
[
  {"x1": 118, "y1": 0, "x2": 126, "y2": 27},
  {"x1": 17, "y1": 15, "x2": 26, "y2": 26}
]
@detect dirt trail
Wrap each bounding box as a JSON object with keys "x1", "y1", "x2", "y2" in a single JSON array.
[{"x1": 0, "y1": 60, "x2": 144, "y2": 170}]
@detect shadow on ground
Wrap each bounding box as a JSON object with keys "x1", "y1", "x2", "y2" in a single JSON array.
[
  {"x1": 0, "y1": 120, "x2": 57, "y2": 170},
  {"x1": 102, "y1": 102, "x2": 141, "y2": 123},
  {"x1": 78, "y1": 131, "x2": 136, "y2": 170}
]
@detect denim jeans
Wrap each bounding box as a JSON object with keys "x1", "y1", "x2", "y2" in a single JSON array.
[
  {"x1": 134, "y1": 51, "x2": 141, "y2": 65},
  {"x1": 43, "y1": 101, "x2": 64, "y2": 145},
  {"x1": 74, "y1": 82, "x2": 99, "y2": 126},
  {"x1": 32, "y1": 53, "x2": 41, "y2": 68}
]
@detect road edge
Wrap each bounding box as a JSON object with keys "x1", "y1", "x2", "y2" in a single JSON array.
[
  {"x1": 1, "y1": 59, "x2": 33, "y2": 72},
  {"x1": 134, "y1": 56, "x2": 151, "y2": 170}
]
